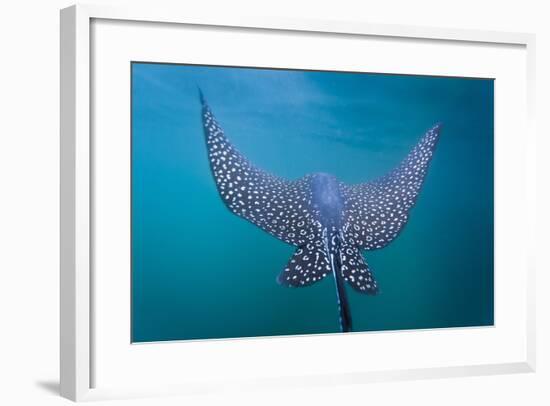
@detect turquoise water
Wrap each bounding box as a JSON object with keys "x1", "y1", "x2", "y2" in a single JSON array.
[{"x1": 131, "y1": 62, "x2": 494, "y2": 343}]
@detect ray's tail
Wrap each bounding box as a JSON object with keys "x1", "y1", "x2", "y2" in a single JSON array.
[{"x1": 330, "y1": 252, "x2": 352, "y2": 332}]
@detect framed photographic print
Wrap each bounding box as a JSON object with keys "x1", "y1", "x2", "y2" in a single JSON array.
[
  {"x1": 60, "y1": 4, "x2": 536, "y2": 402},
  {"x1": 131, "y1": 62, "x2": 492, "y2": 341}
]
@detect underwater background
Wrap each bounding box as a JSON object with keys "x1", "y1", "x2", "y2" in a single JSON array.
[{"x1": 131, "y1": 62, "x2": 494, "y2": 343}]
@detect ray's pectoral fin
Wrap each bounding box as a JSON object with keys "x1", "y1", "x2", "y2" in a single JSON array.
[
  {"x1": 342, "y1": 124, "x2": 442, "y2": 251},
  {"x1": 277, "y1": 245, "x2": 331, "y2": 287},
  {"x1": 200, "y1": 92, "x2": 319, "y2": 247},
  {"x1": 338, "y1": 244, "x2": 379, "y2": 295}
]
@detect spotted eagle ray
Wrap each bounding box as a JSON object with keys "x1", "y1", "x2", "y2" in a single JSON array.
[{"x1": 199, "y1": 90, "x2": 441, "y2": 333}]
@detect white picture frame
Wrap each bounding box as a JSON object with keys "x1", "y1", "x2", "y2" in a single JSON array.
[{"x1": 60, "y1": 3, "x2": 536, "y2": 402}]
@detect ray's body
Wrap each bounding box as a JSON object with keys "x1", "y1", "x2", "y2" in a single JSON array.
[{"x1": 199, "y1": 91, "x2": 441, "y2": 332}]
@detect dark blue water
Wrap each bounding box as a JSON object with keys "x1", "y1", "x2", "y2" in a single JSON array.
[{"x1": 131, "y1": 62, "x2": 494, "y2": 343}]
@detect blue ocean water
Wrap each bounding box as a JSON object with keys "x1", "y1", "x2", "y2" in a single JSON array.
[{"x1": 131, "y1": 62, "x2": 494, "y2": 343}]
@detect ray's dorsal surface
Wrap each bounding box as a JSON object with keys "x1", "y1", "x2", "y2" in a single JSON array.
[{"x1": 199, "y1": 90, "x2": 442, "y2": 333}]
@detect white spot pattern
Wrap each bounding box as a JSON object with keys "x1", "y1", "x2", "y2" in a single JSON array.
[
  {"x1": 202, "y1": 103, "x2": 323, "y2": 247},
  {"x1": 338, "y1": 240, "x2": 378, "y2": 294},
  {"x1": 277, "y1": 245, "x2": 331, "y2": 287},
  {"x1": 341, "y1": 124, "x2": 441, "y2": 250}
]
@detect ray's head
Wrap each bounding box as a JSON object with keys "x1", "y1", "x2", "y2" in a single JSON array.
[{"x1": 310, "y1": 172, "x2": 344, "y2": 227}]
